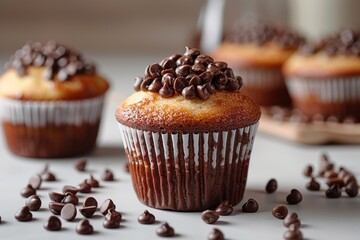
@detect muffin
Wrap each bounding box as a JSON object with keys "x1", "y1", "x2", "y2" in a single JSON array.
[
  {"x1": 0, "y1": 41, "x2": 109, "y2": 158},
  {"x1": 116, "y1": 47, "x2": 261, "y2": 211},
  {"x1": 283, "y1": 28, "x2": 360, "y2": 121},
  {"x1": 212, "y1": 22, "x2": 305, "y2": 107}
]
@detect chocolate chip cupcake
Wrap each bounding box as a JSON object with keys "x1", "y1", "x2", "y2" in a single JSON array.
[
  {"x1": 283, "y1": 28, "x2": 360, "y2": 121},
  {"x1": 212, "y1": 22, "x2": 305, "y2": 107},
  {"x1": 0, "y1": 41, "x2": 109, "y2": 158},
  {"x1": 116, "y1": 47, "x2": 261, "y2": 211}
]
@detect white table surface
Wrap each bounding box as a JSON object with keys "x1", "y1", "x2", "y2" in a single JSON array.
[{"x1": 0, "y1": 55, "x2": 359, "y2": 240}]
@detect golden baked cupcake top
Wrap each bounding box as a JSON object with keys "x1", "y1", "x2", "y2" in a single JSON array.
[
  {"x1": 213, "y1": 23, "x2": 305, "y2": 68},
  {"x1": 0, "y1": 41, "x2": 109, "y2": 100},
  {"x1": 283, "y1": 28, "x2": 360, "y2": 78},
  {"x1": 116, "y1": 47, "x2": 261, "y2": 133}
]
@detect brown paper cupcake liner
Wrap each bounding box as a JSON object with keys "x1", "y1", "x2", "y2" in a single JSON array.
[{"x1": 119, "y1": 123, "x2": 259, "y2": 211}]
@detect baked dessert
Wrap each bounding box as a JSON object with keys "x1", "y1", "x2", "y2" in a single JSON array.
[
  {"x1": 0, "y1": 41, "x2": 109, "y2": 158},
  {"x1": 283, "y1": 28, "x2": 360, "y2": 121},
  {"x1": 116, "y1": 47, "x2": 261, "y2": 211},
  {"x1": 212, "y1": 22, "x2": 305, "y2": 107}
]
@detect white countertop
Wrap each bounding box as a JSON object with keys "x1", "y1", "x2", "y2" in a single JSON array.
[{"x1": 0, "y1": 55, "x2": 359, "y2": 240}]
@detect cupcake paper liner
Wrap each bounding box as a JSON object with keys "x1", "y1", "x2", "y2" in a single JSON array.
[
  {"x1": 234, "y1": 68, "x2": 284, "y2": 88},
  {"x1": 119, "y1": 123, "x2": 259, "y2": 211}
]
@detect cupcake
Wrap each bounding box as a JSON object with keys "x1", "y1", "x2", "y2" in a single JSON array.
[
  {"x1": 0, "y1": 41, "x2": 109, "y2": 158},
  {"x1": 116, "y1": 47, "x2": 261, "y2": 211},
  {"x1": 212, "y1": 22, "x2": 305, "y2": 107},
  {"x1": 283, "y1": 28, "x2": 360, "y2": 121}
]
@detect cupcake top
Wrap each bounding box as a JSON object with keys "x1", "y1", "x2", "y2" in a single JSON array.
[
  {"x1": 0, "y1": 41, "x2": 109, "y2": 100},
  {"x1": 116, "y1": 47, "x2": 261, "y2": 133},
  {"x1": 284, "y1": 29, "x2": 360, "y2": 78},
  {"x1": 213, "y1": 23, "x2": 305, "y2": 68}
]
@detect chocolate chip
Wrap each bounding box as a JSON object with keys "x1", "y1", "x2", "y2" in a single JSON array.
[
  {"x1": 188, "y1": 75, "x2": 201, "y2": 86},
  {"x1": 343, "y1": 174, "x2": 357, "y2": 186},
  {"x1": 44, "y1": 216, "x2": 62, "y2": 231},
  {"x1": 49, "y1": 192, "x2": 65, "y2": 202},
  {"x1": 204, "y1": 82, "x2": 216, "y2": 94},
  {"x1": 134, "y1": 77, "x2": 143, "y2": 91},
  {"x1": 159, "y1": 82, "x2": 175, "y2": 98},
  {"x1": 207, "y1": 63, "x2": 221, "y2": 75},
  {"x1": 62, "y1": 185, "x2": 79, "y2": 195},
  {"x1": 326, "y1": 177, "x2": 344, "y2": 188},
  {"x1": 272, "y1": 205, "x2": 288, "y2": 219},
  {"x1": 175, "y1": 65, "x2": 192, "y2": 77},
  {"x1": 86, "y1": 175, "x2": 100, "y2": 188},
  {"x1": 226, "y1": 78, "x2": 240, "y2": 91},
  {"x1": 184, "y1": 46, "x2": 200, "y2": 58},
  {"x1": 75, "y1": 159, "x2": 87, "y2": 172},
  {"x1": 306, "y1": 177, "x2": 321, "y2": 191},
  {"x1": 242, "y1": 198, "x2": 259, "y2": 213},
  {"x1": 326, "y1": 184, "x2": 342, "y2": 198},
  {"x1": 76, "y1": 218, "x2": 94, "y2": 235},
  {"x1": 197, "y1": 85, "x2": 210, "y2": 100},
  {"x1": 138, "y1": 210, "x2": 155, "y2": 224},
  {"x1": 79, "y1": 206, "x2": 97, "y2": 218},
  {"x1": 156, "y1": 222, "x2": 175, "y2": 237},
  {"x1": 78, "y1": 180, "x2": 92, "y2": 193},
  {"x1": 283, "y1": 212, "x2": 301, "y2": 228},
  {"x1": 174, "y1": 76, "x2": 188, "y2": 93},
  {"x1": 49, "y1": 202, "x2": 65, "y2": 215},
  {"x1": 265, "y1": 178, "x2": 277, "y2": 193},
  {"x1": 41, "y1": 171, "x2": 56, "y2": 181},
  {"x1": 286, "y1": 189, "x2": 303, "y2": 204},
  {"x1": 28, "y1": 175, "x2": 42, "y2": 189},
  {"x1": 141, "y1": 77, "x2": 154, "y2": 91},
  {"x1": 324, "y1": 170, "x2": 338, "y2": 179},
  {"x1": 161, "y1": 59, "x2": 177, "y2": 70},
  {"x1": 148, "y1": 78, "x2": 163, "y2": 92},
  {"x1": 162, "y1": 73, "x2": 175, "y2": 85},
  {"x1": 176, "y1": 55, "x2": 193, "y2": 66},
  {"x1": 103, "y1": 209, "x2": 122, "y2": 229},
  {"x1": 62, "y1": 192, "x2": 79, "y2": 205},
  {"x1": 284, "y1": 225, "x2": 303, "y2": 240},
  {"x1": 303, "y1": 165, "x2": 313, "y2": 177},
  {"x1": 201, "y1": 210, "x2": 219, "y2": 224},
  {"x1": 15, "y1": 206, "x2": 33, "y2": 222},
  {"x1": 192, "y1": 63, "x2": 206, "y2": 73},
  {"x1": 83, "y1": 197, "x2": 98, "y2": 208},
  {"x1": 25, "y1": 195, "x2": 42, "y2": 211},
  {"x1": 105, "y1": 209, "x2": 122, "y2": 223},
  {"x1": 148, "y1": 64, "x2": 163, "y2": 78},
  {"x1": 21, "y1": 184, "x2": 36, "y2": 198},
  {"x1": 60, "y1": 203, "x2": 77, "y2": 221},
  {"x1": 345, "y1": 182, "x2": 359, "y2": 197},
  {"x1": 182, "y1": 85, "x2": 197, "y2": 99},
  {"x1": 168, "y1": 54, "x2": 182, "y2": 62},
  {"x1": 224, "y1": 68, "x2": 235, "y2": 78},
  {"x1": 100, "y1": 199, "x2": 116, "y2": 215},
  {"x1": 215, "y1": 201, "x2": 233, "y2": 216},
  {"x1": 214, "y1": 61, "x2": 227, "y2": 71},
  {"x1": 101, "y1": 169, "x2": 115, "y2": 181},
  {"x1": 199, "y1": 71, "x2": 212, "y2": 82},
  {"x1": 103, "y1": 218, "x2": 120, "y2": 229},
  {"x1": 208, "y1": 228, "x2": 224, "y2": 240}
]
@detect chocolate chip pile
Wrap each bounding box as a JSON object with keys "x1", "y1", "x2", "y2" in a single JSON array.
[
  {"x1": 225, "y1": 22, "x2": 305, "y2": 49},
  {"x1": 5, "y1": 41, "x2": 96, "y2": 81},
  {"x1": 300, "y1": 28, "x2": 360, "y2": 56},
  {"x1": 303, "y1": 153, "x2": 359, "y2": 198},
  {"x1": 134, "y1": 47, "x2": 243, "y2": 100}
]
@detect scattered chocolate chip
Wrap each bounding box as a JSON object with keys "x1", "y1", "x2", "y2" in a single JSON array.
[
  {"x1": 76, "y1": 218, "x2": 94, "y2": 235},
  {"x1": 78, "y1": 180, "x2": 92, "y2": 193},
  {"x1": 306, "y1": 178, "x2": 321, "y2": 191},
  {"x1": 272, "y1": 205, "x2": 288, "y2": 219},
  {"x1": 21, "y1": 184, "x2": 36, "y2": 198},
  {"x1": 100, "y1": 199, "x2": 116, "y2": 215},
  {"x1": 25, "y1": 195, "x2": 42, "y2": 211},
  {"x1": 345, "y1": 182, "x2": 359, "y2": 198},
  {"x1": 156, "y1": 222, "x2": 175, "y2": 237},
  {"x1": 49, "y1": 202, "x2": 65, "y2": 215},
  {"x1": 79, "y1": 206, "x2": 97, "y2": 218},
  {"x1": 101, "y1": 169, "x2": 115, "y2": 181},
  {"x1": 303, "y1": 165, "x2": 313, "y2": 177},
  {"x1": 103, "y1": 209, "x2": 122, "y2": 229},
  {"x1": 215, "y1": 201, "x2": 233, "y2": 216},
  {"x1": 83, "y1": 196, "x2": 98, "y2": 208},
  {"x1": 265, "y1": 178, "x2": 277, "y2": 193},
  {"x1": 106, "y1": 209, "x2": 122, "y2": 223},
  {"x1": 283, "y1": 212, "x2": 301, "y2": 228},
  {"x1": 286, "y1": 189, "x2": 303, "y2": 204},
  {"x1": 41, "y1": 171, "x2": 56, "y2": 181},
  {"x1": 242, "y1": 198, "x2": 259, "y2": 213},
  {"x1": 326, "y1": 178, "x2": 344, "y2": 188},
  {"x1": 75, "y1": 159, "x2": 87, "y2": 172},
  {"x1": 86, "y1": 175, "x2": 100, "y2": 188},
  {"x1": 284, "y1": 224, "x2": 303, "y2": 240},
  {"x1": 343, "y1": 174, "x2": 357, "y2": 186},
  {"x1": 15, "y1": 206, "x2": 33, "y2": 222},
  {"x1": 201, "y1": 210, "x2": 219, "y2": 224},
  {"x1": 60, "y1": 203, "x2": 77, "y2": 221},
  {"x1": 44, "y1": 215, "x2": 62, "y2": 231},
  {"x1": 62, "y1": 185, "x2": 79, "y2": 195},
  {"x1": 138, "y1": 210, "x2": 156, "y2": 224},
  {"x1": 326, "y1": 184, "x2": 342, "y2": 198},
  {"x1": 28, "y1": 175, "x2": 42, "y2": 189},
  {"x1": 134, "y1": 77, "x2": 143, "y2": 91},
  {"x1": 324, "y1": 170, "x2": 338, "y2": 179},
  {"x1": 49, "y1": 192, "x2": 65, "y2": 203},
  {"x1": 62, "y1": 192, "x2": 79, "y2": 205},
  {"x1": 208, "y1": 228, "x2": 224, "y2": 240}
]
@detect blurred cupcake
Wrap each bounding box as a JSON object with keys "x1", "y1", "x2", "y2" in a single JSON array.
[
  {"x1": 213, "y1": 22, "x2": 305, "y2": 107},
  {"x1": 283, "y1": 28, "x2": 360, "y2": 121},
  {"x1": 0, "y1": 41, "x2": 109, "y2": 158},
  {"x1": 116, "y1": 47, "x2": 261, "y2": 211}
]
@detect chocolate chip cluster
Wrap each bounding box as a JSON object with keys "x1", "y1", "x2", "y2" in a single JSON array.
[
  {"x1": 134, "y1": 47, "x2": 242, "y2": 100},
  {"x1": 299, "y1": 28, "x2": 360, "y2": 56},
  {"x1": 225, "y1": 22, "x2": 305, "y2": 49},
  {"x1": 5, "y1": 41, "x2": 96, "y2": 81}
]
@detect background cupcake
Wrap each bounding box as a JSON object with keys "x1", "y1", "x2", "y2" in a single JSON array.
[
  {"x1": 212, "y1": 22, "x2": 305, "y2": 107},
  {"x1": 0, "y1": 41, "x2": 109, "y2": 158},
  {"x1": 283, "y1": 28, "x2": 360, "y2": 122},
  {"x1": 116, "y1": 47, "x2": 261, "y2": 211}
]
